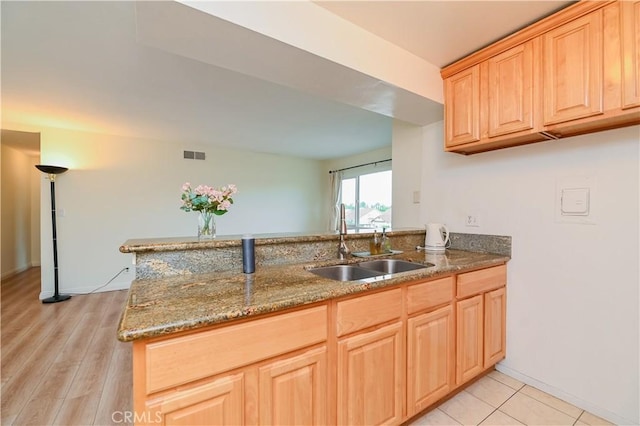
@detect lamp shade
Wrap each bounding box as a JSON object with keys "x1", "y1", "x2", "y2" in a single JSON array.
[{"x1": 35, "y1": 165, "x2": 68, "y2": 174}]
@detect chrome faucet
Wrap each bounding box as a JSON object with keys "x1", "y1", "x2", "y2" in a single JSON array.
[{"x1": 338, "y1": 203, "x2": 350, "y2": 259}]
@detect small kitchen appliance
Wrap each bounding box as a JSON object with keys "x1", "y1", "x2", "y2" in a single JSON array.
[{"x1": 424, "y1": 223, "x2": 450, "y2": 252}]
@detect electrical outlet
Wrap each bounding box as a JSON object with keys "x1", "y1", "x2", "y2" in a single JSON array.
[{"x1": 465, "y1": 213, "x2": 480, "y2": 227}]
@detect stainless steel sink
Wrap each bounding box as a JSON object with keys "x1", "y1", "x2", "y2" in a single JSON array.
[
  {"x1": 307, "y1": 265, "x2": 384, "y2": 282},
  {"x1": 356, "y1": 259, "x2": 434, "y2": 274}
]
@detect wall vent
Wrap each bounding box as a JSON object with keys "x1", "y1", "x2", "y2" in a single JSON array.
[{"x1": 184, "y1": 150, "x2": 206, "y2": 160}]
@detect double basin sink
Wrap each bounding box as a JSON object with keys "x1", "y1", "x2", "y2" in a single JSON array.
[{"x1": 308, "y1": 259, "x2": 434, "y2": 282}]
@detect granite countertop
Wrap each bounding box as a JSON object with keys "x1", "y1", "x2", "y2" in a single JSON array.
[
  {"x1": 117, "y1": 248, "x2": 509, "y2": 342},
  {"x1": 119, "y1": 228, "x2": 425, "y2": 253}
]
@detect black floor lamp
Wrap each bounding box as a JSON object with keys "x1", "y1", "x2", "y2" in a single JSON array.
[{"x1": 36, "y1": 165, "x2": 71, "y2": 304}]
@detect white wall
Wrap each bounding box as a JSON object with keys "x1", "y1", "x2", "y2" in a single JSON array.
[
  {"x1": 414, "y1": 121, "x2": 639, "y2": 424},
  {"x1": 4, "y1": 124, "x2": 327, "y2": 296},
  {"x1": 1, "y1": 144, "x2": 39, "y2": 278},
  {"x1": 392, "y1": 120, "x2": 423, "y2": 228},
  {"x1": 322, "y1": 146, "x2": 392, "y2": 175},
  {"x1": 30, "y1": 156, "x2": 41, "y2": 266}
]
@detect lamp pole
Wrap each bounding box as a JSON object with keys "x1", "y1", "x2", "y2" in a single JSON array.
[{"x1": 35, "y1": 165, "x2": 71, "y2": 304}]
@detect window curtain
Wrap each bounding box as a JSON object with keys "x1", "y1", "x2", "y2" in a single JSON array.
[{"x1": 329, "y1": 171, "x2": 343, "y2": 232}]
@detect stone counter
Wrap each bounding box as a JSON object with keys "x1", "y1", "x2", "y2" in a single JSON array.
[{"x1": 117, "y1": 248, "x2": 509, "y2": 342}]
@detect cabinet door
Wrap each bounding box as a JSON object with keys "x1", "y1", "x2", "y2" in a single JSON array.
[
  {"x1": 444, "y1": 65, "x2": 480, "y2": 147},
  {"x1": 407, "y1": 305, "x2": 454, "y2": 416},
  {"x1": 622, "y1": 0, "x2": 640, "y2": 108},
  {"x1": 488, "y1": 41, "x2": 537, "y2": 137},
  {"x1": 543, "y1": 10, "x2": 603, "y2": 125},
  {"x1": 456, "y1": 295, "x2": 483, "y2": 385},
  {"x1": 337, "y1": 322, "x2": 403, "y2": 426},
  {"x1": 146, "y1": 373, "x2": 244, "y2": 426},
  {"x1": 258, "y1": 347, "x2": 327, "y2": 425},
  {"x1": 484, "y1": 287, "x2": 507, "y2": 368}
]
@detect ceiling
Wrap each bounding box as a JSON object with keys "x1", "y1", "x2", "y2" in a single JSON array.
[
  {"x1": 314, "y1": 1, "x2": 575, "y2": 68},
  {"x1": 1, "y1": 1, "x2": 573, "y2": 160}
]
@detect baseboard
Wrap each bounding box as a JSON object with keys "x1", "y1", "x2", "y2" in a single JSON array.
[
  {"x1": 30, "y1": 261, "x2": 41, "y2": 267},
  {"x1": 495, "y1": 364, "x2": 635, "y2": 425},
  {"x1": 1, "y1": 265, "x2": 31, "y2": 281},
  {"x1": 39, "y1": 280, "x2": 131, "y2": 299}
]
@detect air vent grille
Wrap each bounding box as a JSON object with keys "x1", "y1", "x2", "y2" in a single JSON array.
[{"x1": 183, "y1": 150, "x2": 206, "y2": 160}]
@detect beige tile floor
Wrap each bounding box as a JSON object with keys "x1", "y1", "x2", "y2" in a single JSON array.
[{"x1": 410, "y1": 370, "x2": 616, "y2": 426}]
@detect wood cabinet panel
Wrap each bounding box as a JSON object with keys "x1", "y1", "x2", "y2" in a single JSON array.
[
  {"x1": 259, "y1": 347, "x2": 327, "y2": 425},
  {"x1": 484, "y1": 288, "x2": 507, "y2": 368},
  {"x1": 145, "y1": 306, "x2": 327, "y2": 394},
  {"x1": 444, "y1": 65, "x2": 480, "y2": 147},
  {"x1": 336, "y1": 288, "x2": 401, "y2": 337},
  {"x1": 543, "y1": 10, "x2": 604, "y2": 125},
  {"x1": 457, "y1": 264, "x2": 507, "y2": 299},
  {"x1": 337, "y1": 322, "x2": 403, "y2": 426},
  {"x1": 622, "y1": 0, "x2": 640, "y2": 108},
  {"x1": 406, "y1": 276, "x2": 453, "y2": 315},
  {"x1": 135, "y1": 264, "x2": 508, "y2": 426},
  {"x1": 456, "y1": 295, "x2": 483, "y2": 385},
  {"x1": 442, "y1": 1, "x2": 639, "y2": 154},
  {"x1": 488, "y1": 40, "x2": 537, "y2": 137},
  {"x1": 146, "y1": 373, "x2": 244, "y2": 426},
  {"x1": 407, "y1": 305, "x2": 454, "y2": 416}
]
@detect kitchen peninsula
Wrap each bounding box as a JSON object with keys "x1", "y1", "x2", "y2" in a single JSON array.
[{"x1": 118, "y1": 230, "x2": 510, "y2": 425}]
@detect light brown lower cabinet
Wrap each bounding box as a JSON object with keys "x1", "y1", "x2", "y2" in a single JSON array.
[
  {"x1": 484, "y1": 287, "x2": 507, "y2": 368},
  {"x1": 407, "y1": 304, "x2": 455, "y2": 416},
  {"x1": 132, "y1": 264, "x2": 507, "y2": 426},
  {"x1": 456, "y1": 294, "x2": 485, "y2": 385},
  {"x1": 337, "y1": 322, "x2": 404, "y2": 426},
  {"x1": 145, "y1": 372, "x2": 245, "y2": 426},
  {"x1": 259, "y1": 347, "x2": 328, "y2": 425},
  {"x1": 456, "y1": 265, "x2": 507, "y2": 387}
]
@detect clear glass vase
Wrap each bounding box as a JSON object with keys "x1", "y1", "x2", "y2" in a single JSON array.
[{"x1": 198, "y1": 211, "x2": 216, "y2": 239}]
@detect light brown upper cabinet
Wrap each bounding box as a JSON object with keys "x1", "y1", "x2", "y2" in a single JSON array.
[
  {"x1": 542, "y1": 10, "x2": 603, "y2": 125},
  {"x1": 444, "y1": 65, "x2": 480, "y2": 147},
  {"x1": 441, "y1": 0, "x2": 640, "y2": 155},
  {"x1": 487, "y1": 40, "x2": 538, "y2": 137}
]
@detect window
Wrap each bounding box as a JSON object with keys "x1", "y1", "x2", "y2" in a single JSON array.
[{"x1": 341, "y1": 169, "x2": 392, "y2": 230}]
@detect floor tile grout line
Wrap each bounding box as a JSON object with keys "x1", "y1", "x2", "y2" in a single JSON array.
[
  {"x1": 436, "y1": 407, "x2": 464, "y2": 425},
  {"x1": 487, "y1": 372, "x2": 527, "y2": 392},
  {"x1": 476, "y1": 406, "x2": 499, "y2": 425},
  {"x1": 572, "y1": 410, "x2": 586, "y2": 426},
  {"x1": 491, "y1": 386, "x2": 527, "y2": 425},
  {"x1": 518, "y1": 385, "x2": 584, "y2": 421},
  {"x1": 469, "y1": 375, "x2": 523, "y2": 425}
]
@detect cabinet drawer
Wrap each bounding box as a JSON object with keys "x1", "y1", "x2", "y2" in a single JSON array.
[
  {"x1": 145, "y1": 305, "x2": 327, "y2": 394},
  {"x1": 407, "y1": 276, "x2": 454, "y2": 315},
  {"x1": 337, "y1": 288, "x2": 402, "y2": 336},
  {"x1": 457, "y1": 265, "x2": 507, "y2": 299}
]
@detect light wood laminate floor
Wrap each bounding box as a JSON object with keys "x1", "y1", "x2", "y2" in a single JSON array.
[
  {"x1": 1, "y1": 267, "x2": 132, "y2": 425},
  {"x1": 2, "y1": 268, "x2": 616, "y2": 426}
]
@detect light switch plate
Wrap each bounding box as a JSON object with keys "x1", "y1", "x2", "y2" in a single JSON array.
[
  {"x1": 561, "y1": 188, "x2": 589, "y2": 215},
  {"x1": 555, "y1": 175, "x2": 596, "y2": 225}
]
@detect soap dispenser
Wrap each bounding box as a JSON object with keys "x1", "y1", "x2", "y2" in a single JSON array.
[
  {"x1": 381, "y1": 227, "x2": 391, "y2": 253},
  {"x1": 369, "y1": 230, "x2": 381, "y2": 255}
]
